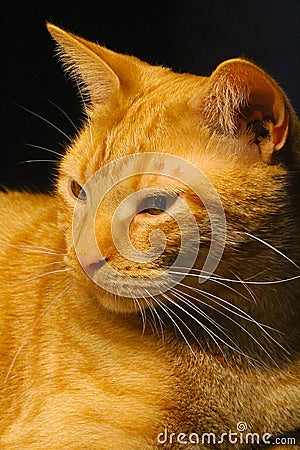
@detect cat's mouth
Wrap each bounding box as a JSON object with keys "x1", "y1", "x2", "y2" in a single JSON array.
[
  {"x1": 75, "y1": 252, "x2": 192, "y2": 305},
  {"x1": 92, "y1": 267, "x2": 174, "y2": 297}
]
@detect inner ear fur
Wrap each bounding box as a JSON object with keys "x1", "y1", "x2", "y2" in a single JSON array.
[{"x1": 197, "y1": 59, "x2": 289, "y2": 162}]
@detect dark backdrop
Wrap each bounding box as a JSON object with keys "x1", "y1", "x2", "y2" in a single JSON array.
[{"x1": 2, "y1": 1, "x2": 300, "y2": 192}]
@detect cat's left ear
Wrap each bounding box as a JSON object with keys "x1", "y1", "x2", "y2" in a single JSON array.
[
  {"x1": 47, "y1": 23, "x2": 142, "y2": 105},
  {"x1": 195, "y1": 59, "x2": 289, "y2": 163}
]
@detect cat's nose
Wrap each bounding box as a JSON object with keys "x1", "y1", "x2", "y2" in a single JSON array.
[{"x1": 77, "y1": 253, "x2": 106, "y2": 277}]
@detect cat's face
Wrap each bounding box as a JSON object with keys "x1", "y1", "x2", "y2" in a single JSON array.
[{"x1": 48, "y1": 24, "x2": 299, "y2": 319}]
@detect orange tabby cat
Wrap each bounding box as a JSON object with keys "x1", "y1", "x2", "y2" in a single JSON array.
[{"x1": 0, "y1": 24, "x2": 299, "y2": 449}]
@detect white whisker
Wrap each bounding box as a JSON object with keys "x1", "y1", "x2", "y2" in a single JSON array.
[
  {"x1": 245, "y1": 231, "x2": 300, "y2": 269},
  {"x1": 145, "y1": 289, "x2": 198, "y2": 357},
  {"x1": 172, "y1": 266, "x2": 257, "y2": 304},
  {"x1": 211, "y1": 275, "x2": 300, "y2": 286},
  {"x1": 173, "y1": 266, "x2": 258, "y2": 305},
  {"x1": 158, "y1": 294, "x2": 199, "y2": 359},
  {"x1": 170, "y1": 288, "x2": 239, "y2": 350},
  {"x1": 24, "y1": 261, "x2": 66, "y2": 270},
  {"x1": 245, "y1": 268, "x2": 270, "y2": 281},
  {"x1": 18, "y1": 159, "x2": 59, "y2": 165},
  {"x1": 9, "y1": 267, "x2": 71, "y2": 286},
  {"x1": 163, "y1": 292, "x2": 240, "y2": 358},
  {"x1": 169, "y1": 288, "x2": 251, "y2": 359},
  {"x1": 141, "y1": 293, "x2": 165, "y2": 342},
  {"x1": 177, "y1": 281, "x2": 289, "y2": 358},
  {"x1": 0, "y1": 242, "x2": 66, "y2": 256},
  {"x1": 134, "y1": 296, "x2": 147, "y2": 335},
  {"x1": 169, "y1": 269, "x2": 300, "y2": 286},
  {"x1": 45, "y1": 97, "x2": 79, "y2": 133},
  {"x1": 141, "y1": 296, "x2": 157, "y2": 335},
  {"x1": 18, "y1": 104, "x2": 71, "y2": 142},
  {"x1": 230, "y1": 271, "x2": 257, "y2": 305},
  {"x1": 26, "y1": 143, "x2": 63, "y2": 158}
]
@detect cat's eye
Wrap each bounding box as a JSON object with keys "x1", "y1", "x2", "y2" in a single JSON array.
[
  {"x1": 70, "y1": 180, "x2": 87, "y2": 201},
  {"x1": 139, "y1": 193, "x2": 177, "y2": 215}
]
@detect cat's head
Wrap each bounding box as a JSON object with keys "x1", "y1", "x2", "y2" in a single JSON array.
[{"x1": 48, "y1": 24, "x2": 300, "y2": 325}]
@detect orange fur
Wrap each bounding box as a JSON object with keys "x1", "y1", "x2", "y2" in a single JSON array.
[{"x1": 0, "y1": 24, "x2": 299, "y2": 449}]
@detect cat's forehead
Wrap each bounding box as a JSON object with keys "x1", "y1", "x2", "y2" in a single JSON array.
[
  {"x1": 61, "y1": 67, "x2": 267, "y2": 186},
  {"x1": 67, "y1": 91, "x2": 206, "y2": 171}
]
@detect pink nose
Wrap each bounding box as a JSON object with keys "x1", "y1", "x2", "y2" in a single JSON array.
[{"x1": 77, "y1": 253, "x2": 106, "y2": 277}]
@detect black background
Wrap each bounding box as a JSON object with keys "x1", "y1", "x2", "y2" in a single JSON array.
[{"x1": 1, "y1": 1, "x2": 300, "y2": 192}]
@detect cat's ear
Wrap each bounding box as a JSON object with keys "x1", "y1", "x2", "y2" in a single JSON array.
[
  {"x1": 46, "y1": 23, "x2": 141, "y2": 105},
  {"x1": 196, "y1": 59, "x2": 289, "y2": 162}
]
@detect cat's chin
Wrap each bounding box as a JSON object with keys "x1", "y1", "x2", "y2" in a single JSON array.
[{"x1": 96, "y1": 291, "x2": 149, "y2": 314}]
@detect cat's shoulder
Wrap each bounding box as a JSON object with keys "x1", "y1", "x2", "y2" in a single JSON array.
[
  {"x1": 0, "y1": 191, "x2": 55, "y2": 213},
  {"x1": 0, "y1": 191, "x2": 58, "y2": 235}
]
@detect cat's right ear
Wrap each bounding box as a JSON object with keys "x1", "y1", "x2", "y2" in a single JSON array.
[{"x1": 46, "y1": 23, "x2": 141, "y2": 105}]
